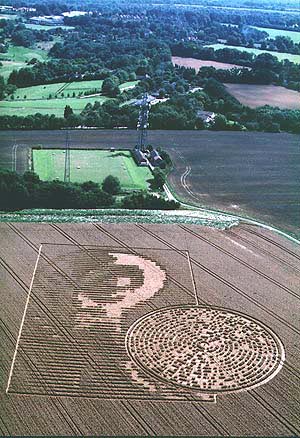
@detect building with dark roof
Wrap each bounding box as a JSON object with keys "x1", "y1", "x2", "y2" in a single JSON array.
[
  {"x1": 149, "y1": 150, "x2": 163, "y2": 167},
  {"x1": 132, "y1": 148, "x2": 148, "y2": 166}
]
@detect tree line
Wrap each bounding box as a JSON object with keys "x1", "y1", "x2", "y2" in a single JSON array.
[
  {"x1": 0, "y1": 1, "x2": 299, "y2": 133},
  {"x1": 0, "y1": 76, "x2": 299, "y2": 133},
  {"x1": 0, "y1": 170, "x2": 179, "y2": 211}
]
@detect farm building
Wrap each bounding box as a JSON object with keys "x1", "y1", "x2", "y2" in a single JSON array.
[
  {"x1": 149, "y1": 149, "x2": 164, "y2": 167},
  {"x1": 132, "y1": 147, "x2": 164, "y2": 167},
  {"x1": 132, "y1": 148, "x2": 148, "y2": 166},
  {"x1": 196, "y1": 110, "x2": 216, "y2": 124}
]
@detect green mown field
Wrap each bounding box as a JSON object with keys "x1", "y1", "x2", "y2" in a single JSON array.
[
  {"x1": 24, "y1": 23, "x2": 74, "y2": 30},
  {"x1": 251, "y1": 26, "x2": 300, "y2": 43},
  {"x1": 7, "y1": 79, "x2": 137, "y2": 100},
  {"x1": 0, "y1": 80, "x2": 138, "y2": 116},
  {"x1": 10, "y1": 80, "x2": 105, "y2": 100},
  {"x1": 205, "y1": 43, "x2": 300, "y2": 64},
  {"x1": 0, "y1": 96, "x2": 110, "y2": 116},
  {"x1": 0, "y1": 14, "x2": 18, "y2": 20},
  {"x1": 0, "y1": 44, "x2": 48, "y2": 79},
  {"x1": 32, "y1": 149, "x2": 153, "y2": 190}
]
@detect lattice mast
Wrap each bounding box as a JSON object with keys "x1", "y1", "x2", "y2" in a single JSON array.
[
  {"x1": 137, "y1": 93, "x2": 150, "y2": 152},
  {"x1": 64, "y1": 130, "x2": 70, "y2": 183}
]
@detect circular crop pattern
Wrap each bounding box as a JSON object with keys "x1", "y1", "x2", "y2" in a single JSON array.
[{"x1": 126, "y1": 306, "x2": 285, "y2": 393}]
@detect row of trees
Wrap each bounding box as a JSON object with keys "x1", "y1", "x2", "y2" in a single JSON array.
[
  {"x1": 0, "y1": 170, "x2": 179, "y2": 211},
  {"x1": 0, "y1": 171, "x2": 113, "y2": 210},
  {"x1": 172, "y1": 43, "x2": 300, "y2": 89},
  {"x1": 0, "y1": 80, "x2": 299, "y2": 133}
]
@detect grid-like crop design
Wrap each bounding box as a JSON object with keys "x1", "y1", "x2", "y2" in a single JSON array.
[{"x1": 9, "y1": 244, "x2": 198, "y2": 400}]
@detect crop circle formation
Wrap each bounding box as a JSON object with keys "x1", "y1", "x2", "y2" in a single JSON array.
[{"x1": 126, "y1": 306, "x2": 285, "y2": 393}]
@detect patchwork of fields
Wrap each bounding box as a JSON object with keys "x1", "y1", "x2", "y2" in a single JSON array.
[
  {"x1": 224, "y1": 83, "x2": 300, "y2": 109},
  {"x1": 0, "y1": 80, "x2": 138, "y2": 116},
  {"x1": 32, "y1": 148, "x2": 153, "y2": 190},
  {"x1": 205, "y1": 43, "x2": 300, "y2": 64},
  {"x1": 0, "y1": 221, "x2": 299, "y2": 435}
]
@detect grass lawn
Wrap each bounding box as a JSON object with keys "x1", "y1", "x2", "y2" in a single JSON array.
[
  {"x1": 10, "y1": 79, "x2": 105, "y2": 100},
  {"x1": 8, "y1": 79, "x2": 138, "y2": 100},
  {"x1": 0, "y1": 44, "x2": 48, "y2": 79},
  {"x1": 0, "y1": 96, "x2": 110, "y2": 116},
  {"x1": 24, "y1": 23, "x2": 74, "y2": 30},
  {"x1": 0, "y1": 80, "x2": 138, "y2": 116},
  {"x1": 119, "y1": 81, "x2": 138, "y2": 90},
  {"x1": 0, "y1": 60, "x2": 25, "y2": 79},
  {"x1": 0, "y1": 44, "x2": 48, "y2": 63},
  {"x1": 0, "y1": 14, "x2": 18, "y2": 20},
  {"x1": 32, "y1": 149, "x2": 153, "y2": 190},
  {"x1": 251, "y1": 26, "x2": 300, "y2": 44},
  {"x1": 205, "y1": 43, "x2": 300, "y2": 64}
]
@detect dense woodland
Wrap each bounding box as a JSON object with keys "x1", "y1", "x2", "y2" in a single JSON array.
[{"x1": 0, "y1": 0, "x2": 300, "y2": 132}]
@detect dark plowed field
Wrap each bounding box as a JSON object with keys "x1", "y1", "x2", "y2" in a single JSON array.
[
  {"x1": 1, "y1": 222, "x2": 300, "y2": 436},
  {"x1": 0, "y1": 130, "x2": 299, "y2": 237}
]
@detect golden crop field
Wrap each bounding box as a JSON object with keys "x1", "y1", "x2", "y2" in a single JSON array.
[{"x1": 1, "y1": 221, "x2": 299, "y2": 435}]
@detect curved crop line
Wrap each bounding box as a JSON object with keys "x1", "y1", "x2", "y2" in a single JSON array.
[{"x1": 165, "y1": 178, "x2": 300, "y2": 246}]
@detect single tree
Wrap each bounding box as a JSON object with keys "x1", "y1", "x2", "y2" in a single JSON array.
[
  {"x1": 64, "y1": 105, "x2": 73, "y2": 119},
  {"x1": 102, "y1": 175, "x2": 121, "y2": 195},
  {"x1": 151, "y1": 168, "x2": 165, "y2": 190},
  {"x1": 101, "y1": 77, "x2": 120, "y2": 97}
]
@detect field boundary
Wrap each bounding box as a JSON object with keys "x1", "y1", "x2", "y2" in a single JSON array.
[
  {"x1": 164, "y1": 180, "x2": 300, "y2": 246},
  {"x1": 6, "y1": 244, "x2": 42, "y2": 394},
  {"x1": 31, "y1": 147, "x2": 132, "y2": 151}
]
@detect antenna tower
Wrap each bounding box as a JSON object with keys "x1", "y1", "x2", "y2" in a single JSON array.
[
  {"x1": 137, "y1": 93, "x2": 150, "y2": 152},
  {"x1": 64, "y1": 130, "x2": 70, "y2": 183}
]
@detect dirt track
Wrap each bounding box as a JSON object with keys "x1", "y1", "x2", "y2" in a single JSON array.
[{"x1": 1, "y1": 222, "x2": 299, "y2": 436}]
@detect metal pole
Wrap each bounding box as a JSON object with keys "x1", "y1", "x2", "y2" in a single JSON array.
[
  {"x1": 14, "y1": 144, "x2": 18, "y2": 172},
  {"x1": 64, "y1": 130, "x2": 70, "y2": 182},
  {"x1": 11, "y1": 142, "x2": 16, "y2": 171},
  {"x1": 11, "y1": 143, "x2": 20, "y2": 172},
  {"x1": 137, "y1": 93, "x2": 150, "y2": 152}
]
